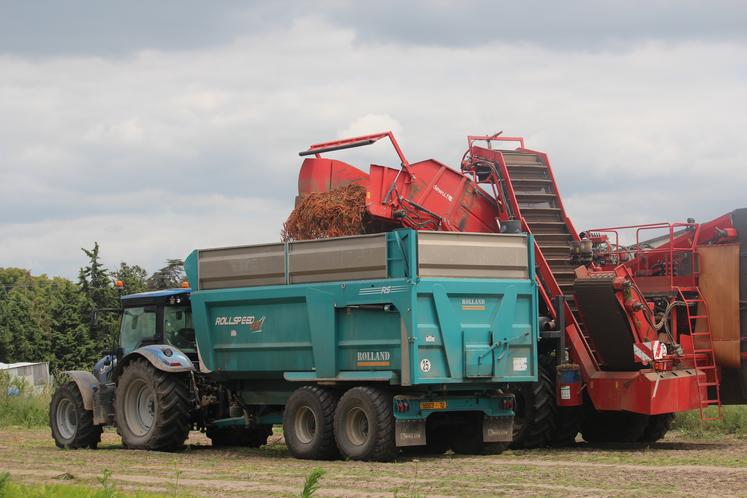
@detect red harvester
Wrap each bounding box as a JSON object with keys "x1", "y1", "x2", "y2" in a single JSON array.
[{"x1": 294, "y1": 131, "x2": 747, "y2": 446}]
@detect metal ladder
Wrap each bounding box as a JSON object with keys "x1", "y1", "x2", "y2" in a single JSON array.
[{"x1": 676, "y1": 286, "x2": 722, "y2": 421}]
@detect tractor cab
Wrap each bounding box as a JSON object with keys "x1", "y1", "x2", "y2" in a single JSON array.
[{"x1": 117, "y1": 288, "x2": 195, "y2": 358}]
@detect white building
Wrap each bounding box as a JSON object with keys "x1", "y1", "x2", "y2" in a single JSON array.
[{"x1": 0, "y1": 361, "x2": 51, "y2": 392}]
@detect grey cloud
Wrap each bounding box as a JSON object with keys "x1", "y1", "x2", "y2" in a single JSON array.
[{"x1": 2, "y1": 1, "x2": 747, "y2": 57}]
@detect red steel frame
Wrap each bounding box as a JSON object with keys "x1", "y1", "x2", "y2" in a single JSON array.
[{"x1": 299, "y1": 131, "x2": 725, "y2": 415}]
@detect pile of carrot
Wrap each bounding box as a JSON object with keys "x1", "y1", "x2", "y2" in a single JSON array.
[{"x1": 281, "y1": 184, "x2": 368, "y2": 241}]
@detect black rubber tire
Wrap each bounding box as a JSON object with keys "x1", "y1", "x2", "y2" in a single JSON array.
[
  {"x1": 114, "y1": 359, "x2": 192, "y2": 451},
  {"x1": 639, "y1": 413, "x2": 674, "y2": 443},
  {"x1": 49, "y1": 382, "x2": 102, "y2": 449},
  {"x1": 509, "y1": 361, "x2": 557, "y2": 449},
  {"x1": 448, "y1": 413, "x2": 509, "y2": 455},
  {"x1": 540, "y1": 356, "x2": 581, "y2": 447},
  {"x1": 581, "y1": 398, "x2": 650, "y2": 443},
  {"x1": 207, "y1": 425, "x2": 273, "y2": 448},
  {"x1": 283, "y1": 386, "x2": 339, "y2": 460},
  {"x1": 333, "y1": 386, "x2": 396, "y2": 462},
  {"x1": 400, "y1": 423, "x2": 449, "y2": 456}
]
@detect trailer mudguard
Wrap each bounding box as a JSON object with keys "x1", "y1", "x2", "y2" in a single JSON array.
[
  {"x1": 116, "y1": 344, "x2": 195, "y2": 377},
  {"x1": 62, "y1": 370, "x2": 100, "y2": 411}
]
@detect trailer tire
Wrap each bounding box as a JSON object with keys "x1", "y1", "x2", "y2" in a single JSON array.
[
  {"x1": 509, "y1": 361, "x2": 557, "y2": 449},
  {"x1": 400, "y1": 423, "x2": 449, "y2": 456},
  {"x1": 115, "y1": 358, "x2": 192, "y2": 451},
  {"x1": 49, "y1": 382, "x2": 102, "y2": 449},
  {"x1": 639, "y1": 413, "x2": 674, "y2": 443},
  {"x1": 283, "y1": 386, "x2": 339, "y2": 460},
  {"x1": 540, "y1": 356, "x2": 581, "y2": 446},
  {"x1": 208, "y1": 425, "x2": 273, "y2": 448},
  {"x1": 447, "y1": 413, "x2": 509, "y2": 455},
  {"x1": 334, "y1": 387, "x2": 397, "y2": 462}
]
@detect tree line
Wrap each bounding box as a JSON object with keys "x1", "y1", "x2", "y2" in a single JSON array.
[{"x1": 0, "y1": 243, "x2": 184, "y2": 373}]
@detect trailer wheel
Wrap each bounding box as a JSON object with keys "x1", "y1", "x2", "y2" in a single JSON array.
[
  {"x1": 49, "y1": 382, "x2": 102, "y2": 449},
  {"x1": 448, "y1": 413, "x2": 509, "y2": 455},
  {"x1": 283, "y1": 386, "x2": 339, "y2": 460},
  {"x1": 540, "y1": 356, "x2": 581, "y2": 447},
  {"x1": 639, "y1": 413, "x2": 674, "y2": 443},
  {"x1": 400, "y1": 421, "x2": 449, "y2": 456},
  {"x1": 114, "y1": 358, "x2": 192, "y2": 451},
  {"x1": 509, "y1": 361, "x2": 557, "y2": 449},
  {"x1": 333, "y1": 387, "x2": 397, "y2": 462},
  {"x1": 207, "y1": 425, "x2": 273, "y2": 448}
]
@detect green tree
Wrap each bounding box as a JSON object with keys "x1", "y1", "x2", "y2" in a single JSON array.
[
  {"x1": 78, "y1": 243, "x2": 118, "y2": 355},
  {"x1": 147, "y1": 259, "x2": 184, "y2": 290},
  {"x1": 112, "y1": 262, "x2": 148, "y2": 295}
]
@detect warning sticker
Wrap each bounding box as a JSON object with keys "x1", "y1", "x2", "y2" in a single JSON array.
[{"x1": 513, "y1": 357, "x2": 528, "y2": 372}]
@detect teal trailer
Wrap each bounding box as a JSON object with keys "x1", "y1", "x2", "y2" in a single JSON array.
[{"x1": 184, "y1": 228, "x2": 538, "y2": 460}]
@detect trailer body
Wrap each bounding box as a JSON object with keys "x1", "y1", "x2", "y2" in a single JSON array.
[{"x1": 184, "y1": 229, "x2": 537, "y2": 446}]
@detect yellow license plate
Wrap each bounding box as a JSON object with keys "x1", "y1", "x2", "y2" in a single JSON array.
[{"x1": 420, "y1": 401, "x2": 447, "y2": 410}]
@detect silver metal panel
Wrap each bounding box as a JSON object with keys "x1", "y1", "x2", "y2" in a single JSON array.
[
  {"x1": 417, "y1": 231, "x2": 529, "y2": 279},
  {"x1": 288, "y1": 233, "x2": 387, "y2": 284},
  {"x1": 198, "y1": 243, "x2": 285, "y2": 290}
]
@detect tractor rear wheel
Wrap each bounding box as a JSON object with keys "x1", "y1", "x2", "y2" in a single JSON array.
[
  {"x1": 49, "y1": 382, "x2": 102, "y2": 449},
  {"x1": 283, "y1": 386, "x2": 339, "y2": 460},
  {"x1": 333, "y1": 387, "x2": 397, "y2": 461},
  {"x1": 114, "y1": 359, "x2": 192, "y2": 451},
  {"x1": 207, "y1": 425, "x2": 273, "y2": 448}
]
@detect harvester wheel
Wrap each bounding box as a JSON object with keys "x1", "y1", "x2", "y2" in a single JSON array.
[
  {"x1": 49, "y1": 382, "x2": 102, "y2": 449},
  {"x1": 333, "y1": 386, "x2": 397, "y2": 462},
  {"x1": 283, "y1": 386, "x2": 339, "y2": 460},
  {"x1": 639, "y1": 413, "x2": 674, "y2": 443},
  {"x1": 114, "y1": 358, "x2": 192, "y2": 451},
  {"x1": 580, "y1": 398, "x2": 649, "y2": 443},
  {"x1": 509, "y1": 361, "x2": 557, "y2": 449},
  {"x1": 207, "y1": 425, "x2": 273, "y2": 448}
]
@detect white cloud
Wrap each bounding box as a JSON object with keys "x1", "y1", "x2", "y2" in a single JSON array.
[{"x1": 1, "y1": 15, "x2": 745, "y2": 278}]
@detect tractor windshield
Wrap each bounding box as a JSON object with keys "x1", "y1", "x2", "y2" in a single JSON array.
[
  {"x1": 163, "y1": 305, "x2": 196, "y2": 354},
  {"x1": 120, "y1": 307, "x2": 157, "y2": 354}
]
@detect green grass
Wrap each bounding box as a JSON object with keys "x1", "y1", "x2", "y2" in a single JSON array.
[
  {"x1": 671, "y1": 405, "x2": 747, "y2": 438},
  {"x1": 0, "y1": 372, "x2": 50, "y2": 428},
  {"x1": 0, "y1": 471, "x2": 167, "y2": 498}
]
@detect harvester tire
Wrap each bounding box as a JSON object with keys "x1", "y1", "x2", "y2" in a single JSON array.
[
  {"x1": 639, "y1": 413, "x2": 674, "y2": 443},
  {"x1": 283, "y1": 386, "x2": 339, "y2": 460},
  {"x1": 114, "y1": 358, "x2": 192, "y2": 451},
  {"x1": 334, "y1": 386, "x2": 397, "y2": 462},
  {"x1": 207, "y1": 425, "x2": 273, "y2": 448},
  {"x1": 509, "y1": 361, "x2": 557, "y2": 449},
  {"x1": 581, "y1": 398, "x2": 649, "y2": 443},
  {"x1": 49, "y1": 382, "x2": 102, "y2": 449}
]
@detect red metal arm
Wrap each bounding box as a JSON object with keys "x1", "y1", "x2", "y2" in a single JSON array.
[{"x1": 300, "y1": 131, "x2": 411, "y2": 172}]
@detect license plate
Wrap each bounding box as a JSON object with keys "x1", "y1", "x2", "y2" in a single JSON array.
[{"x1": 420, "y1": 401, "x2": 447, "y2": 410}]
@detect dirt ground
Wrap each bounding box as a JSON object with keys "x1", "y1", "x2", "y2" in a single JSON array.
[{"x1": 0, "y1": 428, "x2": 745, "y2": 497}]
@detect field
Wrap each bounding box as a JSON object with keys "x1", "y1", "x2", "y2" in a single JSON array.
[{"x1": 0, "y1": 427, "x2": 746, "y2": 498}]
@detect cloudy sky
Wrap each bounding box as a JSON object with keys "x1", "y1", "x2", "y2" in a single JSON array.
[{"x1": 1, "y1": 1, "x2": 746, "y2": 278}]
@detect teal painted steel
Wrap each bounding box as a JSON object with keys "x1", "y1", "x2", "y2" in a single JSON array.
[
  {"x1": 392, "y1": 395, "x2": 514, "y2": 420},
  {"x1": 185, "y1": 229, "x2": 538, "y2": 396}
]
